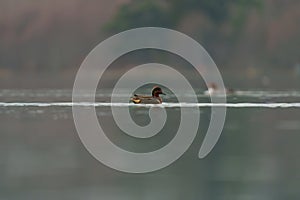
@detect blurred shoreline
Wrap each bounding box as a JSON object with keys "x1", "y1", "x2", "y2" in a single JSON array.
[{"x1": 0, "y1": 67, "x2": 299, "y2": 89}]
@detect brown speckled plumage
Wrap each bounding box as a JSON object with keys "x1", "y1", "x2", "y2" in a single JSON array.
[{"x1": 130, "y1": 86, "x2": 165, "y2": 104}]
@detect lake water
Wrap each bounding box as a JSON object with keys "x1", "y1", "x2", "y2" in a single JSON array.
[{"x1": 0, "y1": 89, "x2": 300, "y2": 200}]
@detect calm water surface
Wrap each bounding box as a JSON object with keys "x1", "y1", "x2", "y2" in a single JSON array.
[{"x1": 0, "y1": 89, "x2": 300, "y2": 200}]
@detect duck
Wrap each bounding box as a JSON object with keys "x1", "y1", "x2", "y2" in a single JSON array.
[
  {"x1": 204, "y1": 83, "x2": 234, "y2": 95},
  {"x1": 130, "y1": 86, "x2": 166, "y2": 104}
]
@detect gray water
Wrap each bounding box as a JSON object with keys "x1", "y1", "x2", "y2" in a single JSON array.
[{"x1": 1, "y1": 89, "x2": 300, "y2": 200}]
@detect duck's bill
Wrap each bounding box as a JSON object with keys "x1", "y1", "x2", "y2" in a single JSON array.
[{"x1": 161, "y1": 92, "x2": 166, "y2": 95}]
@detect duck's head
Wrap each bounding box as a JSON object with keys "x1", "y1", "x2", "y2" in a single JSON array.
[
  {"x1": 208, "y1": 83, "x2": 217, "y2": 90},
  {"x1": 152, "y1": 86, "x2": 165, "y2": 97}
]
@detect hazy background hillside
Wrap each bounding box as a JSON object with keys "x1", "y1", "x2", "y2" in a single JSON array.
[{"x1": 0, "y1": 0, "x2": 299, "y2": 88}]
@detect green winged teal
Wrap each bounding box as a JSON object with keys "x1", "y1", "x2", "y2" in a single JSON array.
[{"x1": 130, "y1": 86, "x2": 166, "y2": 104}]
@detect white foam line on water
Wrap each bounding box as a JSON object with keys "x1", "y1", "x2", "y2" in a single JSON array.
[{"x1": 1, "y1": 102, "x2": 300, "y2": 108}]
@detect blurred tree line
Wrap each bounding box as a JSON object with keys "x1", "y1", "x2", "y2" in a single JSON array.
[
  {"x1": 1, "y1": 0, "x2": 300, "y2": 87},
  {"x1": 105, "y1": 0, "x2": 300, "y2": 74},
  {"x1": 106, "y1": 0, "x2": 262, "y2": 31},
  {"x1": 104, "y1": 0, "x2": 264, "y2": 70}
]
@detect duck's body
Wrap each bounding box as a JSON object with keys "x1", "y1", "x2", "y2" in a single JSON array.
[
  {"x1": 130, "y1": 86, "x2": 165, "y2": 104},
  {"x1": 131, "y1": 94, "x2": 162, "y2": 104},
  {"x1": 204, "y1": 83, "x2": 234, "y2": 95}
]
